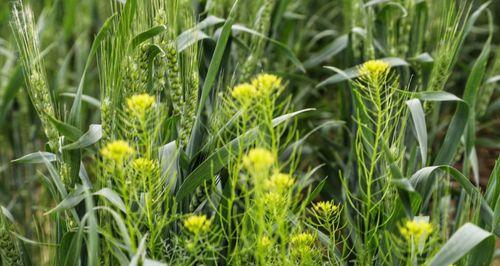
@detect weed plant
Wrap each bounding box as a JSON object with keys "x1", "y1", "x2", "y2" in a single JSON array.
[{"x1": 0, "y1": 0, "x2": 499, "y2": 265}]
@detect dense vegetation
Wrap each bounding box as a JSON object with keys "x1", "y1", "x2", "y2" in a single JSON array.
[{"x1": 0, "y1": 0, "x2": 499, "y2": 265}]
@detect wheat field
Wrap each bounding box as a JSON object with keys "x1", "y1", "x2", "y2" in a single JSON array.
[{"x1": 0, "y1": 0, "x2": 499, "y2": 265}]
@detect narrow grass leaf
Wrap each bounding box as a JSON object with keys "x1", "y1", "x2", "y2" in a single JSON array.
[
  {"x1": 60, "y1": 93, "x2": 100, "y2": 108},
  {"x1": 131, "y1": 25, "x2": 167, "y2": 49},
  {"x1": 188, "y1": 0, "x2": 241, "y2": 156},
  {"x1": 12, "y1": 152, "x2": 56, "y2": 164},
  {"x1": 410, "y1": 166, "x2": 498, "y2": 235},
  {"x1": 232, "y1": 24, "x2": 305, "y2": 72},
  {"x1": 429, "y1": 223, "x2": 495, "y2": 266},
  {"x1": 406, "y1": 99, "x2": 427, "y2": 166},
  {"x1": 62, "y1": 124, "x2": 102, "y2": 150},
  {"x1": 94, "y1": 188, "x2": 126, "y2": 212},
  {"x1": 303, "y1": 35, "x2": 348, "y2": 68}
]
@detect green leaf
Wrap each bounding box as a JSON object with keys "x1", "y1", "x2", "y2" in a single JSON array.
[
  {"x1": 462, "y1": 29, "x2": 491, "y2": 182},
  {"x1": 187, "y1": 0, "x2": 241, "y2": 156},
  {"x1": 416, "y1": 91, "x2": 468, "y2": 166},
  {"x1": 62, "y1": 124, "x2": 102, "y2": 150},
  {"x1": 44, "y1": 187, "x2": 85, "y2": 215},
  {"x1": 57, "y1": 232, "x2": 82, "y2": 266},
  {"x1": 159, "y1": 141, "x2": 178, "y2": 194},
  {"x1": 303, "y1": 35, "x2": 348, "y2": 69},
  {"x1": 12, "y1": 152, "x2": 56, "y2": 164},
  {"x1": 231, "y1": 24, "x2": 305, "y2": 72},
  {"x1": 176, "y1": 16, "x2": 224, "y2": 51},
  {"x1": 406, "y1": 99, "x2": 427, "y2": 166},
  {"x1": 177, "y1": 30, "x2": 210, "y2": 52},
  {"x1": 84, "y1": 188, "x2": 98, "y2": 266},
  {"x1": 429, "y1": 223, "x2": 495, "y2": 266},
  {"x1": 60, "y1": 93, "x2": 100, "y2": 108},
  {"x1": 131, "y1": 25, "x2": 167, "y2": 49},
  {"x1": 485, "y1": 160, "x2": 499, "y2": 207},
  {"x1": 44, "y1": 112, "x2": 83, "y2": 141},
  {"x1": 94, "y1": 188, "x2": 126, "y2": 212},
  {"x1": 410, "y1": 166, "x2": 498, "y2": 235}
]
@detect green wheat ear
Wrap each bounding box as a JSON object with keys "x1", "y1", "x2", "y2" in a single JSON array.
[
  {"x1": 0, "y1": 212, "x2": 23, "y2": 266},
  {"x1": 10, "y1": 0, "x2": 59, "y2": 151}
]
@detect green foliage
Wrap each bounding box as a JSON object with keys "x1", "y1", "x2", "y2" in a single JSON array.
[{"x1": 0, "y1": 0, "x2": 499, "y2": 265}]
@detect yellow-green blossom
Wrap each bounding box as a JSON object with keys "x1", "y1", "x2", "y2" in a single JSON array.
[
  {"x1": 399, "y1": 219, "x2": 433, "y2": 241},
  {"x1": 231, "y1": 83, "x2": 257, "y2": 105},
  {"x1": 251, "y1": 73, "x2": 282, "y2": 96},
  {"x1": 313, "y1": 201, "x2": 339, "y2": 216},
  {"x1": 266, "y1": 172, "x2": 294, "y2": 191},
  {"x1": 359, "y1": 60, "x2": 390, "y2": 79},
  {"x1": 243, "y1": 148, "x2": 275, "y2": 173},
  {"x1": 126, "y1": 93, "x2": 155, "y2": 118},
  {"x1": 290, "y1": 232, "x2": 316, "y2": 246},
  {"x1": 263, "y1": 192, "x2": 286, "y2": 207},
  {"x1": 101, "y1": 140, "x2": 135, "y2": 162},
  {"x1": 131, "y1": 158, "x2": 158, "y2": 175},
  {"x1": 290, "y1": 232, "x2": 316, "y2": 257},
  {"x1": 183, "y1": 214, "x2": 212, "y2": 235}
]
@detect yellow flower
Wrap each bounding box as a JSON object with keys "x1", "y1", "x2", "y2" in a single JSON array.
[
  {"x1": 251, "y1": 73, "x2": 282, "y2": 96},
  {"x1": 231, "y1": 83, "x2": 257, "y2": 105},
  {"x1": 262, "y1": 192, "x2": 286, "y2": 207},
  {"x1": 290, "y1": 232, "x2": 316, "y2": 246},
  {"x1": 243, "y1": 148, "x2": 275, "y2": 173},
  {"x1": 101, "y1": 140, "x2": 135, "y2": 162},
  {"x1": 131, "y1": 158, "x2": 158, "y2": 175},
  {"x1": 266, "y1": 172, "x2": 294, "y2": 191},
  {"x1": 126, "y1": 93, "x2": 155, "y2": 117},
  {"x1": 399, "y1": 219, "x2": 433, "y2": 241},
  {"x1": 290, "y1": 232, "x2": 316, "y2": 257},
  {"x1": 183, "y1": 214, "x2": 212, "y2": 235},
  {"x1": 359, "y1": 60, "x2": 390, "y2": 79},
  {"x1": 313, "y1": 201, "x2": 339, "y2": 216}
]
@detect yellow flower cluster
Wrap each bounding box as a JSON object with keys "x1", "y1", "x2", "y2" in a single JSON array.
[
  {"x1": 131, "y1": 158, "x2": 158, "y2": 175},
  {"x1": 101, "y1": 140, "x2": 135, "y2": 162},
  {"x1": 183, "y1": 214, "x2": 212, "y2": 235},
  {"x1": 263, "y1": 192, "x2": 286, "y2": 207},
  {"x1": 290, "y1": 232, "x2": 316, "y2": 257},
  {"x1": 231, "y1": 74, "x2": 283, "y2": 106},
  {"x1": 399, "y1": 219, "x2": 433, "y2": 240},
  {"x1": 251, "y1": 73, "x2": 282, "y2": 96},
  {"x1": 313, "y1": 201, "x2": 339, "y2": 216},
  {"x1": 126, "y1": 93, "x2": 155, "y2": 118},
  {"x1": 231, "y1": 83, "x2": 257, "y2": 105},
  {"x1": 265, "y1": 172, "x2": 294, "y2": 191},
  {"x1": 243, "y1": 148, "x2": 275, "y2": 173},
  {"x1": 291, "y1": 232, "x2": 315, "y2": 246},
  {"x1": 359, "y1": 60, "x2": 390, "y2": 79}
]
